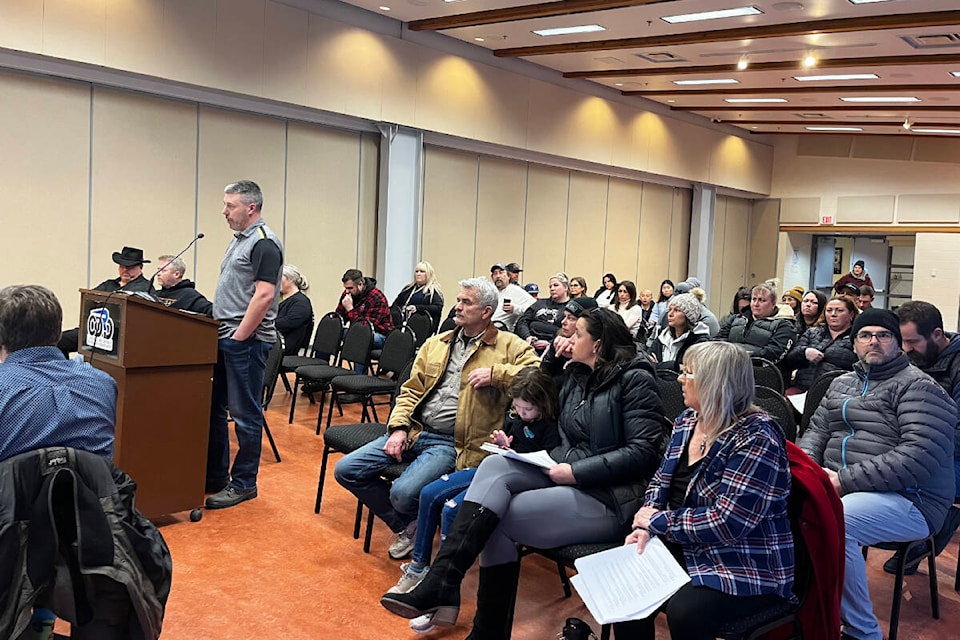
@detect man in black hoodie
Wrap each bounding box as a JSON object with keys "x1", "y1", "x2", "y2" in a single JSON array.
[{"x1": 154, "y1": 254, "x2": 213, "y2": 316}]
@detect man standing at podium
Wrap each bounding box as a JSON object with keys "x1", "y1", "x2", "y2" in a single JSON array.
[{"x1": 206, "y1": 180, "x2": 283, "y2": 510}]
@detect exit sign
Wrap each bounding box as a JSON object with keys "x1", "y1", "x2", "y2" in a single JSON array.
[{"x1": 820, "y1": 214, "x2": 836, "y2": 225}]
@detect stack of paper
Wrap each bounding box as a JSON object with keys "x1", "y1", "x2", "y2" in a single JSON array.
[
  {"x1": 570, "y1": 538, "x2": 690, "y2": 624},
  {"x1": 479, "y1": 442, "x2": 556, "y2": 469}
]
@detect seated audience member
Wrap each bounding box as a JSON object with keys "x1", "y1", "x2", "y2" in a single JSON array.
[
  {"x1": 154, "y1": 254, "x2": 214, "y2": 316},
  {"x1": 505, "y1": 262, "x2": 523, "y2": 286},
  {"x1": 716, "y1": 283, "x2": 797, "y2": 365},
  {"x1": 857, "y1": 285, "x2": 875, "y2": 311},
  {"x1": 796, "y1": 290, "x2": 827, "y2": 337},
  {"x1": 798, "y1": 308, "x2": 956, "y2": 640},
  {"x1": 677, "y1": 279, "x2": 719, "y2": 337},
  {"x1": 490, "y1": 264, "x2": 534, "y2": 331},
  {"x1": 833, "y1": 259, "x2": 873, "y2": 296},
  {"x1": 390, "y1": 261, "x2": 444, "y2": 331},
  {"x1": 781, "y1": 286, "x2": 804, "y2": 313},
  {"x1": 783, "y1": 295, "x2": 857, "y2": 393},
  {"x1": 517, "y1": 273, "x2": 571, "y2": 353},
  {"x1": 523, "y1": 282, "x2": 539, "y2": 299},
  {"x1": 569, "y1": 276, "x2": 588, "y2": 299},
  {"x1": 594, "y1": 273, "x2": 617, "y2": 308},
  {"x1": 389, "y1": 368, "x2": 560, "y2": 634},
  {"x1": 638, "y1": 288, "x2": 655, "y2": 325},
  {"x1": 617, "y1": 341, "x2": 794, "y2": 640},
  {"x1": 336, "y1": 268, "x2": 393, "y2": 349},
  {"x1": 886, "y1": 300, "x2": 960, "y2": 575},
  {"x1": 57, "y1": 246, "x2": 156, "y2": 356},
  {"x1": 720, "y1": 286, "x2": 752, "y2": 327},
  {"x1": 276, "y1": 264, "x2": 314, "y2": 356},
  {"x1": 334, "y1": 278, "x2": 539, "y2": 560},
  {"x1": 540, "y1": 297, "x2": 597, "y2": 380},
  {"x1": 649, "y1": 293, "x2": 709, "y2": 373},
  {"x1": 613, "y1": 280, "x2": 644, "y2": 336},
  {"x1": 380, "y1": 308, "x2": 668, "y2": 636},
  {"x1": 649, "y1": 279, "x2": 675, "y2": 328}
]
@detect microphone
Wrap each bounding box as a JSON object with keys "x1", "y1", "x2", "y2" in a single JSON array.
[{"x1": 151, "y1": 233, "x2": 205, "y2": 289}]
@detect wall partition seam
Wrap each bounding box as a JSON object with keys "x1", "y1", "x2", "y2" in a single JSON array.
[
  {"x1": 86, "y1": 84, "x2": 94, "y2": 288},
  {"x1": 472, "y1": 155, "x2": 480, "y2": 276},
  {"x1": 563, "y1": 171, "x2": 572, "y2": 273},
  {"x1": 357, "y1": 134, "x2": 364, "y2": 268},
  {"x1": 521, "y1": 164, "x2": 530, "y2": 272},
  {"x1": 192, "y1": 104, "x2": 200, "y2": 276},
  {"x1": 635, "y1": 185, "x2": 645, "y2": 284},
  {"x1": 601, "y1": 177, "x2": 611, "y2": 275},
  {"x1": 282, "y1": 121, "x2": 289, "y2": 249}
]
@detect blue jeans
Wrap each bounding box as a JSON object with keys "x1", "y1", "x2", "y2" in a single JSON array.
[
  {"x1": 207, "y1": 337, "x2": 271, "y2": 491},
  {"x1": 841, "y1": 491, "x2": 929, "y2": 640},
  {"x1": 412, "y1": 468, "x2": 476, "y2": 566},
  {"x1": 333, "y1": 431, "x2": 456, "y2": 533}
]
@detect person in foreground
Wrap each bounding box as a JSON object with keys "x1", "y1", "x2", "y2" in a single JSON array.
[
  {"x1": 618, "y1": 341, "x2": 794, "y2": 639},
  {"x1": 380, "y1": 308, "x2": 668, "y2": 640},
  {"x1": 798, "y1": 308, "x2": 956, "y2": 640}
]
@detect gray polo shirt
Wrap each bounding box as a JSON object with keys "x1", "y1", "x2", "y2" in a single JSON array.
[{"x1": 418, "y1": 330, "x2": 483, "y2": 435}]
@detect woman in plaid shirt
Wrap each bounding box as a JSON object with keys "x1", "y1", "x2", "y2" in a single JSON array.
[{"x1": 621, "y1": 341, "x2": 795, "y2": 639}]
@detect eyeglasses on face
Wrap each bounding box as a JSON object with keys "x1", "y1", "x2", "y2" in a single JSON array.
[
  {"x1": 855, "y1": 330, "x2": 895, "y2": 344},
  {"x1": 678, "y1": 368, "x2": 695, "y2": 380}
]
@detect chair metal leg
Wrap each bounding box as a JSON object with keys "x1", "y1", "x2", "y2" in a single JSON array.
[
  {"x1": 955, "y1": 542, "x2": 960, "y2": 592},
  {"x1": 263, "y1": 418, "x2": 281, "y2": 463},
  {"x1": 556, "y1": 562, "x2": 572, "y2": 598},
  {"x1": 322, "y1": 389, "x2": 336, "y2": 435},
  {"x1": 315, "y1": 446, "x2": 331, "y2": 514},
  {"x1": 288, "y1": 376, "x2": 300, "y2": 424},
  {"x1": 353, "y1": 501, "x2": 364, "y2": 539},
  {"x1": 890, "y1": 551, "x2": 904, "y2": 640},
  {"x1": 315, "y1": 388, "x2": 328, "y2": 436},
  {"x1": 363, "y1": 507, "x2": 375, "y2": 553},
  {"x1": 927, "y1": 538, "x2": 940, "y2": 619},
  {"x1": 600, "y1": 624, "x2": 611, "y2": 640},
  {"x1": 280, "y1": 372, "x2": 292, "y2": 393},
  {"x1": 368, "y1": 398, "x2": 379, "y2": 423}
]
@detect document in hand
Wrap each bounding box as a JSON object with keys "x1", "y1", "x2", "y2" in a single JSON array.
[
  {"x1": 569, "y1": 538, "x2": 690, "y2": 624},
  {"x1": 479, "y1": 442, "x2": 556, "y2": 469}
]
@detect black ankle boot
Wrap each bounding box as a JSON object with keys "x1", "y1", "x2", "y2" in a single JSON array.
[
  {"x1": 560, "y1": 618, "x2": 597, "y2": 640},
  {"x1": 465, "y1": 562, "x2": 521, "y2": 640},
  {"x1": 380, "y1": 501, "x2": 500, "y2": 626}
]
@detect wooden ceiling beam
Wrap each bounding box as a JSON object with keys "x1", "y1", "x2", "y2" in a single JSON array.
[
  {"x1": 624, "y1": 84, "x2": 960, "y2": 96},
  {"x1": 719, "y1": 120, "x2": 960, "y2": 127},
  {"x1": 493, "y1": 10, "x2": 960, "y2": 57},
  {"x1": 408, "y1": 0, "x2": 668, "y2": 32},
  {"x1": 564, "y1": 54, "x2": 960, "y2": 78},
  {"x1": 671, "y1": 105, "x2": 960, "y2": 112}
]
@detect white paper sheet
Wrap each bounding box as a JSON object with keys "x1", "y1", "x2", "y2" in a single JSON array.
[
  {"x1": 479, "y1": 442, "x2": 557, "y2": 468},
  {"x1": 570, "y1": 538, "x2": 690, "y2": 624},
  {"x1": 787, "y1": 391, "x2": 806, "y2": 414}
]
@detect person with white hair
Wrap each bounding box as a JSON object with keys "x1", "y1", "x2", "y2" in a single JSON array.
[{"x1": 276, "y1": 264, "x2": 313, "y2": 356}]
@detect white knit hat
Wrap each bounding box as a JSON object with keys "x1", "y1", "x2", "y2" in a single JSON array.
[{"x1": 669, "y1": 293, "x2": 702, "y2": 324}]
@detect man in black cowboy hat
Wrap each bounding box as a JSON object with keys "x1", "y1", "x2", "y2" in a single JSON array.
[{"x1": 57, "y1": 246, "x2": 156, "y2": 356}]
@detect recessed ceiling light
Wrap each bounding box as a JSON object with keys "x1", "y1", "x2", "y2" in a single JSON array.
[
  {"x1": 378, "y1": 5, "x2": 391, "y2": 10},
  {"x1": 794, "y1": 73, "x2": 880, "y2": 82},
  {"x1": 662, "y1": 6, "x2": 762, "y2": 24},
  {"x1": 806, "y1": 126, "x2": 863, "y2": 131},
  {"x1": 737, "y1": 56, "x2": 749, "y2": 71},
  {"x1": 666, "y1": 99, "x2": 676, "y2": 103},
  {"x1": 912, "y1": 128, "x2": 960, "y2": 134},
  {"x1": 802, "y1": 55, "x2": 817, "y2": 68},
  {"x1": 848, "y1": 0, "x2": 896, "y2": 4},
  {"x1": 532, "y1": 25, "x2": 605, "y2": 37},
  {"x1": 724, "y1": 98, "x2": 788, "y2": 103},
  {"x1": 673, "y1": 79, "x2": 739, "y2": 85},
  {"x1": 443, "y1": 0, "x2": 468, "y2": 3},
  {"x1": 474, "y1": 37, "x2": 484, "y2": 42},
  {"x1": 614, "y1": 83, "x2": 624, "y2": 86},
  {"x1": 840, "y1": 96, "x2": 920, "y2": 102},
  {"x1": 951, "y1": 71, "x2": 960, "y2": 78}
]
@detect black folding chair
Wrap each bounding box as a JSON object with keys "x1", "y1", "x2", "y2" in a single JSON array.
[
  {"x1": 754, "y1": 386, "x2": 797, "y2": 443},
  {"x1": 405, "y1": 312, "x2": 434, "y2": 349},
  {"x1": 799, "y1": 369, "x2": 844, "y2": 437},
  {"x1": 656, "y1": 370, "x2": 687, "y2": 423},
  {"x1": 260, "y1": 340, "x2": 284, "y2": 462},
  {"x1": 286, "y1": 312, "x2": 343, "y2": 423},
  {"x1": 752, "y1": 357, "x2": 785, "y2": 395}
]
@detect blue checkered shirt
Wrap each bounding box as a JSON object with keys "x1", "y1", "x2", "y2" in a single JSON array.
[
  {"x1": 645, "y1": 409, "x2": 795, "y2": 600},
  {"x1": 0, "y1": 346, "x2": 117, "y2": 461}
]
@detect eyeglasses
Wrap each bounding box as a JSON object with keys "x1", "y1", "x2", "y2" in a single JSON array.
[
  {"x1": 679, "y1": 369, "x2": 695, "y2": 380},
  {"x1": 855, "y1": 330, "x2": 895, "y2": 344}
]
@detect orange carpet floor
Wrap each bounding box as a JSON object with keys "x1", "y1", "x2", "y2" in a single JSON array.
[{"x1": 140, "y1": 390, "x2": 959, "y2": 639}]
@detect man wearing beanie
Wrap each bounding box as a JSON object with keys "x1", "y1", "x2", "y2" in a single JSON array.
[
  {"x1": 799, "y1": 307, "x2": 957, "y2": 640},
  {"x1": 833, "y1": 259, "x2": 874, "y2": 295}
]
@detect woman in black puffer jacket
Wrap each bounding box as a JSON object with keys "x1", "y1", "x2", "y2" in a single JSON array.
[
  {"x1": 381, "y1": 308, "x2": 668, "y2": 637},
  {"x1": 783, "y1": 295, "x2": 858, "y2": 392}
]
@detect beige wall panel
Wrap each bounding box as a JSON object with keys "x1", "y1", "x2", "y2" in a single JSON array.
[
  {"x1": 748, "y1": 200, "x2": 780, "y2": 284},
  {"x1": 718, "y1": 198, "x2": 750, "y2": 313},
  {"x1": 669, "y1": 188, "x2": 692, "y2": 285},
  {"x1": 637, "y1": 184, "x2": 674, "y2": 288},
  {"x1": 898, "y1": 194, "x2": 960, "y2": 223},
  {"x1": 415, "y1": 53, "x2": 491, "y2": 142},
  {"x1": 0, "y1": 72, "x2": 89, "y2": 326},
  {"x1": 560, "y1": 96, "x2": 620, "y2": 167},
  {"x1": 104, "y1": 0, "x2": 165, "y2": 77},
  {"x1": 90, "y1": 89, "x2": 198, "y2": 293},
  {"x1": 44, "y1": 0, "x2": 106, "y2": 65},
  {"x1": 797, "y1": 135, "x2": 852, "y2": 158},
  {"x1": 565, "y1": 172, "x2": 609, "y2": 283},
  {"x1": 914, "y1": 138, "x2": 960, "y2": 164},
  {"x1": 421, "y1": 147, "x2": 479, "y2": 301},
  {"x1": 195, "y1": 107, "x2": 287, "y2": 293},
  {"x1": 709, "y1": 198, "x2": 729, "y2": 302},
  {"x1": 379, "y1": 36, "x2": 421, "y2": 126},
  {"x1": 608, "y1": 103, "x2": 646, "y2": 172},
  {"x1": 214, "y1": 0, "x2": 265, "y2": 96},
  {"x1": 779, "y1": 197, "x2": 821, "y2": 224},
  {"x1": 837, "y1": 195, "x2": 895, "y2": 224},
  {"x1": 263, "y1": 1, "x2": 309, "y2": 106},
  {"x1": 475, "y1": 157, "x2": 527, "y2": 279},
  {"x1": 709, "y1": 136, "x2": 775, "y2": 196},
  {"x1": 852, "y1": 136, "x2": 913, "y2": 162},
  {"x1": 472, "y1": 66, "x2": 531, "y2": 150},
  {"x1": 525, "y1": 83, "x2": 584, "y2": 161},
  {"x1": 162, "y1": 0, "x2": 219, "y2": 89},
  {"x1": 358, "y1": 132, "x2": 380, "y2": 277},
  {"x1": 523, "y1": 165, "x2": 570, "y2": 289},
  {"x1": 646, "y1": 119, "x2": 710, "y2": 184},
  {"x1": 0, "y1": 0, "x2": 43, "y2": 53},
  {"x1": 285, "y1": 123, "x2": 362, "y2": 315},
  {"x1": 603, "y1": 178, "x2": 643, "y2": 287},
  {"x1": 914, "y1": 233, "x2": 960, "y2": 330}
]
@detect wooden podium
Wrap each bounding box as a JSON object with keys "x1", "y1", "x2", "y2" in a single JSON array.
[{"x1": 78, "y1": 289, "x2": 219, "y2": 519}]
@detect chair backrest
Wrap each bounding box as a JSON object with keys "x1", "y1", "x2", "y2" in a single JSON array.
[
  {"x1": 311, "y1": 312, "x2": 344, "y2": 361},
  {"x1": 800, "y1": 369, "x2": 845, "y2": 437},
  {"x1": 262, "y1": 339, "x2": 285, "y2": 408},
  {"x1": 656, "y1": 372, "x2": 687, "y2": 423},
  {"x1": 406, "y1": 312, "x2": 433, "y2": 349},
  {"x1": 755, "y1": 385, "x2": 798, "y2": 442},
  {"x1": 438, "y1": 314, "x2": 457, "y2": 334},
  {"x1": 377, "y1": 328, "x2": 416, "y2": 377},
  {"x1": 298, "y1": 317, "x2": 315, "y2": 354},
  {"x1": 752, "y1": 357, "x2": 785, "y2": 394},
  {"x1": 339, "y1": 321, "x2": 374, "y2": 369}
]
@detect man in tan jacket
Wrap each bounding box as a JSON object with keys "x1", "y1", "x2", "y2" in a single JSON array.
[{"x1": 334, "y1": 276, "x2": 538, "y2": 560}]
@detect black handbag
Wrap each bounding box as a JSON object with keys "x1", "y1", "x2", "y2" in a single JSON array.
[{"x1": 558, "y1": 617, "x2": 598, "y2": 640}]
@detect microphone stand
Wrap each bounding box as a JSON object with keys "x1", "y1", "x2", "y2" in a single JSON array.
[{"x1": 149, "y1": 233, "x2": 205, "y2": 291}]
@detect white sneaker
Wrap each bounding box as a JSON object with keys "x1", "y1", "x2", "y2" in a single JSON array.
[
  {"x1": 388, "y1": 521, "x2": 417, "y2": 560},
  {"x1": 409, "y1": 613, "x2": 436, "y2": 634},
  {"x1": 387, "y1": 563, "x2": 429, "y2": 594}
]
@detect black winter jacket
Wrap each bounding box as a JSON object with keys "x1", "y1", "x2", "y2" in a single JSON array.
[
  {"x1": 919, "y1": 333, "x2": 960, "y2": 464},
  {"x1": 516, "y1": 299, "x2": 567, "y2": 342},
  {"x1": 783, "y1": 325, "x2": 856, "y2": 391},
  {"x1": 551, "y1": 356, "x2": 669, "y2": 528},
  {"x1": 799, "y1": 353, "x2": 957, "y2": 532},
  {"x1": 276, "y1": 291, "x2": 314, "y2": 356},
  {"x1": 717, "y1": 314, "x2": 797, "y2": 364},
  {"x1": 156, "y1": 279, "x2": 213, "y2": 316}
]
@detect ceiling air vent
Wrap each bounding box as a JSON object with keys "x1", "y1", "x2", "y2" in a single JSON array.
[
  {"x1": 900, "y1": 34, "x2": 960, "y2": 50},
  {"x1": 634, "y1": 52, "x2": 687, "y2": 63}
]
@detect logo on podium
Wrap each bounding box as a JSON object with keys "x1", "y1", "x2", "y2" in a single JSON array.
[{"x1": 85, "y1": 307, "x2": 116, "y2": 351}]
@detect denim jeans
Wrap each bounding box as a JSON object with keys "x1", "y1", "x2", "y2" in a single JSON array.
[
  {"x1": 207, "y1": 337, "x2": 271, "y2": 491},
  {"x1": 412, "y1": 468, "x2": 476, "y2": 566},
  {"x1": 334, "y1": 431, "x2": 456, "y2": 533},
  {"x1": 841, "y1": 491, "x2": 929, "y2": 640}
]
